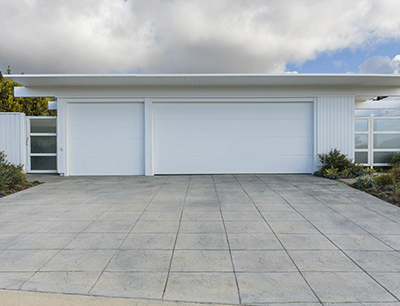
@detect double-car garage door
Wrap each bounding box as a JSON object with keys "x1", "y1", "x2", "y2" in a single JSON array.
[{"x1": 68, "y1": 102, "x2": 313, "y2": 175}]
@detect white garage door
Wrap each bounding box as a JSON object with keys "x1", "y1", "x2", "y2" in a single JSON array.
[
  {"x1": 69, "y1": 103, "x2": 144, "y2": 175},
  {"x1": 155, "y1": 103, "x2": 313, "y2": 174}
]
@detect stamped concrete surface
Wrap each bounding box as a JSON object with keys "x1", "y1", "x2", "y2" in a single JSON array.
[{"x1": 1, "y1": 174, "x2": 400, "y2": 305}]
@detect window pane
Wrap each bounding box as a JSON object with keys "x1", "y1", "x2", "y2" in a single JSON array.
[
  {"x1": 355, "y1": 134, "x2": 368, "y2": 149},
  {"x1": 355, "y1": 119, "x2": 368, "y2": 132},
  {"x1": 373, "y1": 119, "x2": 400, "y2": 132},
  {"x1": 374, "y1": 152, "x2": 396, "y2": 164},
  {"x1": 374, "y1": 134, "x2": 400, "y2": 149},
  {"x1": 355, "y1": 152, "x2": 368, "y2": 164},
  {"x1": 31, "y1": 136, "x2": 57, "y2": 153},
  {"x1": 31, "y1": 156, "x2": 57, "y2": 171},
  {"x1": 31, "y1": 119, "x2": 56, "y2": 133}
]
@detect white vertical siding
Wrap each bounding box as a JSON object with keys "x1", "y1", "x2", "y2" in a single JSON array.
[
  {"x1": 316, "y1": 96, "x2": 355, "y2": 164},
  {"x1": 0, "y1": 113, "x2": 26, "y2": 169}
]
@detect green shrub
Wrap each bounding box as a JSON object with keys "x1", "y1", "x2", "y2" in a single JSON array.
[
  {"x1": 315, "y1": 148, "x2": 371, "y2": 179},
  {"x1": 374, "y1": 173, "x2": 395, "y2": 187},
  {"x1": 325, "y1": 166, "x2": 341, "y2": 179},
  {"x1": 353, "y1": 174, "x2": 377, "y2": 189},
  {"x1": 317, "y1": 148, "x2": 354, "y2": 173},
  {"x1": 390, "y1": 166, "x2": 400, "y2": 183},
  {"x1": 342, "y1": 168, "x2": 351, "y2": 178},
  {"x1": 0, "y1": 151, "x2": 27, "y2": 192},
  {"x1": 395, "y1": 183, "x2": 400, "y2": 199},
  {"x1": 347, "y1": 164, "x2": 369, "y2": 178},
  {"x1": 391, "y1": 152, "x2": 400, "y2": 167}
]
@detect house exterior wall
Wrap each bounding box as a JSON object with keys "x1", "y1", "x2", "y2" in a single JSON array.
[
  {"x1": 8, "y1": 74, "x2": 400, "y2": 176},
  {"x1": 316, "y1": 96, "x2": 355, "y2": 164},
  {"x1": 0, "y1": 113, "x2": 26, "y2": 170},
  {"x1": 54, "y1": 93, "x2": 356, "y2": 176}
]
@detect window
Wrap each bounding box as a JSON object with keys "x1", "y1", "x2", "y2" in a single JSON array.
[{"x1": 355, "y1": 117, "x2": 400, "y2": 167}]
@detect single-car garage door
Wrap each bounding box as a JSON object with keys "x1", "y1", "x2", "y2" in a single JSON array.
[
  {"x1": 68, "y1": 103, "x2": 144, "y2": 175},
  {"x1": 155, "y1": 102, "x2": 313, "y2": 174}
]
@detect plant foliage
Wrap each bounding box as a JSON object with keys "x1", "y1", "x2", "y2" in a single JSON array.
[
  {"x1": 353, "y1": 174, "x2": 377, "y2": 189},
  {"x1": 0, "y1": 67, "x2": 55, "y2": 116},
  {"x1": 0, "y1": 151, "x2": 27, "y2": 195},
  {"x1": 374, "y1": 173, "x2": 395, "y2": 187},
  {"x1": 314, "y1": 148, "x2": 370, "y2": 179},
  {"x1": 391, "y1": 152, "x2": 400, "y2": 167},
  {"x1": 318, "y1": 148, "x2": 354, "y2": 173}
]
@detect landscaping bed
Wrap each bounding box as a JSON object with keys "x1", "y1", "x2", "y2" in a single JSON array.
[
  {"x1": 315, "y1": 149, "x2": 400, "y2": 207},
  {"x1": 0, "y1": 151, "x2": 41, "y2": 198},
  {"x1": 0, "y1": 181, "x2": 42, "y2": 198},
  {"x1": 351, "y1": 172, "x2": 400, "y2": 206}
]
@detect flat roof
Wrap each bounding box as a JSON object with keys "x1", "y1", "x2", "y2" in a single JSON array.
[{"x1": 5, "y1": 73, "x2": 400, "y2": 88}]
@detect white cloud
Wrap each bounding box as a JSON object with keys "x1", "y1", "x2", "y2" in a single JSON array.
[
  {"x1": 359, "y1": 55, "x2": 400, "y2": 74},
  {"x1": 2, "y1": 0, "x2": 400, "y2": 73}
]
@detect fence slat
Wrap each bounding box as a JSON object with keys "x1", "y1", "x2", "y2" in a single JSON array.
[{"x1": 0, "y1": 113, "x2": 26, "y2": 170}]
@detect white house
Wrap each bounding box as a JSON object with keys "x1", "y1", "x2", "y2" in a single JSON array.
[{"x1": 5, "y1": 73, "x2": 400, "y2": 176}]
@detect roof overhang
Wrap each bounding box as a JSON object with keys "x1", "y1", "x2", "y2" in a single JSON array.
[
  {"x1": 5, "y1": 73, "x2": 400, "y2": 102},
  {"x1": 5, "y1": 73, "x2": 400, "y2": 87}
]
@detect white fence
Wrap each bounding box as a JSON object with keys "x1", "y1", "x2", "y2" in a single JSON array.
[{"x1": 0, "y1": 113, "x2": 26, "y2": 170}]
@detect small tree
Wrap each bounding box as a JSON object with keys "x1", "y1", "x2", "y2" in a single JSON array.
[{"x1": 0, "y1": 67, "x2": 55, "y2": 116}]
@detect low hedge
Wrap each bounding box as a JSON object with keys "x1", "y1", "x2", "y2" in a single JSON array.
[{"x1": 0, "y1": 151, "x2": 31, "y2": 196}]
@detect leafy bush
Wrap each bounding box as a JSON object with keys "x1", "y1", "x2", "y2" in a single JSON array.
[
  {"x1": 391, "y1": 166, "x2": 400, "y2": 182},
  {"x1": 317, "y1": 148, "x2": 354, "y2": 173},
  {"x1": 374, "y1": 173, "x2": 394, "y2": 187},
  {"x1": 391, "y1": 152, "x2": 400, "y2": 167},
  {"x1": 347, "y1": 164, "x2": 370, "y2": 178},
  {"x1": 349, "y1": 153, "x2": 400, "y2": 207},
  {"x1": 0, "y1": 151, "x2": 27, "y2": 193},
  {"x1": 314, "y1": 148, "x2": 371, "y2": 179},
  {"x1": 342, "y1": 168, "x2": 351, "y2": 178},
  {"x1": 325, "y1": 166, "x2": 341, "y2": 179},
  {"x1": 353, "y1": 174, "x2": 377, "y2": 189}
]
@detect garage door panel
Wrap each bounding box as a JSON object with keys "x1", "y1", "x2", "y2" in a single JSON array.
[
  {"x1": 156, "y1": 137, "x2": 312, "y2": 156},
  {"x1": 69, "y1": 138, "x2": 144, "y2": 158},
  {"x1": 69, "y1": 121, "x2": 143, "y2": 139},
  {"x1": 155, "y1": 103, "x2": 312, "y2": 120},
  {"x1": 69, "y1": 103, "x2": 144, "y2": 175},
  {"x1": 156, "y1": 155, "x2": 312, "y2": 174},
  {"x1": 155, "y1": 119, "x2": 312, "y2": 138},
  {"x1": 69, "y1": 157, "x2": 143, "y2": 176},
  {"x1": 155, "y1": 102, "x2": 313, "y2": 174},
  {"x1": 70, "y1": 103, "x2": 138, "y2": 122}
]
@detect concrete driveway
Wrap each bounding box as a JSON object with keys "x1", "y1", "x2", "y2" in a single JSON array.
[{"x1": 1, "y1": 174, "x2": 400, "y2": 305}]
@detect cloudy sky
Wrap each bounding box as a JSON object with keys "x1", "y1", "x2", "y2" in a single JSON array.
[{"x1": 1, "y1": 0, "x2": 400, "y2": 75}]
